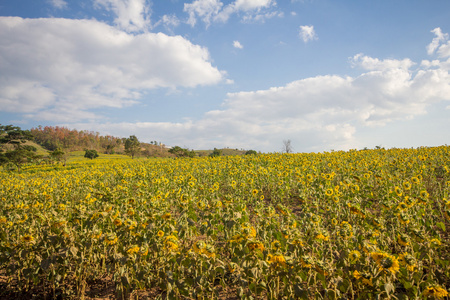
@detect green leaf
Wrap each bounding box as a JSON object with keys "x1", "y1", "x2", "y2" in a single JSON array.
[
  {"x1": 402, "y1": 281, "x2": 413, "y2": 289},
  {"x1": 436, "y1": 222, "x2": 446, "y2": 231},
  {"x1": 294, "y1": 284, "x2": 309, "y2": 299}
]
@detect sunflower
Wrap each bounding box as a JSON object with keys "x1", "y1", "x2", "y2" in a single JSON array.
[
  {"x1": 361, "y1": 274, "x2": 373, "y2": 286},
  {"x1": 420, "y1": 190, "x2": 429, "y2": 199},
  {"x1": 164, "y1": 235, "x2": 179, "y2": 253},
  {"x1": 422, "y1": 285, "x2": 448, "y2": 299},
  {"x1": 394, "y1": 186, "x2": 403, "y2": 197},
  {"x1": 348, "y1": 250, "x2": 361, "y2": 262},
  {"x1": 104, "y1": 233, "x2": 118, "y2": 246},
  {"x1": 397, "y1": 202, "x2": 408, "y2": 210},
  {"x1": 193, "y1": 240, "x2": 206, "y2": 253},
  {"x1": 21, "y1": 234, "x2": 35, "y2": 243},
  {"x1": 398, "y1": 212, "x2": 410, "y2": 224},
  {"x1": 353, "y1": 270, "x2": 362, "y2": 280},
  {"x1": 311, "y1": 214, "x2": 320, "y2": 224},
  {"x1": 398, "y1": 253, "x2": 416, "y2": 271},
  {"x1": 316, "y1": 233, "x2": 329, "y2": 241},
  {"x1": 241, "y1": 225, "x2": 257, "y2": 239},
  {"x1": 300, "y1": 255, "x2": 313, "y2": 268},
  {"x1": 126, "y1": 245, "x2": 140, "y2": 255},
  {"x1": 267, "y1": 254, "x2": 287, "y2": 268},
  {"x1": 271, "y1": 240, "x2": 281, "y2": 250},
  {"x1": 430, "y1": 238, "x2": 441, "y2": 247},
  {"x1": 403, "y1": 181, "x2": 412, "y2": 190},
  {"x1": 113, "y1": 218, "x2": 122, "y2": 226},
  {"x1": 372, "y1": 252, "x2": 399, "y2": 274},
  {"x1": 397, "y1": 233, "x2": 410, "y2": 247},
  {"x1": 411, "y1": 177, "x2": 420, "y2": 184},
  {"x1": 139, "y1": 246, "x2": 149, "y2": 256},
  {"x1": 197, "y1": 201, "x2": 206, "y2": 209},
  {"x1": 325, "y1": 189, "x2": 333, "y2": 197},
  {"x1": 192, "y1": 240, "x2": 214, "y2": 257},
  {"x1": 247, "y1": 241, "x2": 265, "y2": 252},
  {"x1": 157, "y1": 230, "x2": 164, "y2": 238}
]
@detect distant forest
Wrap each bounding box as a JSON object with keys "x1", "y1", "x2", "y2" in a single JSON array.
[{"x1": 31, "y1": 126, "x2": 123, "y2": 152}]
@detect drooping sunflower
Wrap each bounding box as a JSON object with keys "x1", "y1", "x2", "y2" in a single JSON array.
[
  {"x1": 267, "y1": 254, "x2": 287, "y2": 268},
  {"x1": 247, "y1": 241, "x2": 265, "y2": 252},
  {"x1": 164, "y1": 235, "x2": 179, "y2": 253},
  {"x1": 398, "y1": 253, "x2": 416, "y2": 272},
  {"x1": 271, "y1": 240, "x2": 281, "y2": 250},
  {"x1": 397, "y1": 233, "x2": 410, "y2": 247},
  {"x1": 126, "y1": 245, "x2": 140, "y2": 255},
  {"x1": 422, "y1": 285, "x2": 448, "y2": 299},
  {"x1": 371, "y1": 252, "x2": 399, "y2": 274}
]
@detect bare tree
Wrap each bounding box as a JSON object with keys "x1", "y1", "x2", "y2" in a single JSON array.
[{"x1": 282, "y1": 139, "x2": 293, "y2": 153}]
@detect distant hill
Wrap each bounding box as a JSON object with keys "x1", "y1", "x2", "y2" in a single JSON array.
[
  {"x1": 30, "y1": 126, "x2": 172, "y2": 157},
  {"x1": 195, "y1": 148, "x2": 248, "y2": 157}
]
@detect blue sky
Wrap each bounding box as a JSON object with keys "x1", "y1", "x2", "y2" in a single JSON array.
[{"x1": 1, "y1": 0, "x2": 450, "y2": 152}]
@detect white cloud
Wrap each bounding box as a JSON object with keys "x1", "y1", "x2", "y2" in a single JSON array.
[
  {"x1": 233, "y1": 40, "x2": 244, "y2": 49},
  {"x1": 94, "y1": 0, "x2": 151, "y2": 32},
  {"x1": 48, "y1": 0, "x2": 68, "y2": 9},
  {"x1": 155, "y1": 14, "x2": 180, "y2": 29},
  {"x1": 184, "y1": 0, "x2": 223, "y2": 27},
  {"x1": 299, "y1": 25, "x2": 317, "y2": 42},
  {"x1": 70, "y1": 48, "x2": 450, "y2": 152},
  {"x1": 184, "y1": 0, "x2": 278, "y2": 26},
  {"x1": 0, "y1": 17, "x2": 223, "y2": 122},
  {"x1": 427, "y1": 27, "x2": 449, "y2": 55},
  {"x1": 351, "y1": 53, "x2": 415, "y2": 71}
]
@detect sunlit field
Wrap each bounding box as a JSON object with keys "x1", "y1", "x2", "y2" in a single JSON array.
[{"x1": 1, "y1": 147, "x2": 449, "y2": 299}]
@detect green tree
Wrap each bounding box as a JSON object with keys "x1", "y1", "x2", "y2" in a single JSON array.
[
  {"x1": 245, "y1": 150, "x2": 257, "y2": 155},
  {"x1": 209, "y1": 148, "x2": 222, "y2": 157},
  {"x1": 0, "y1": 124, "x2": 37, "y2": 171},
  {"x1": 50, "y1": 148, "x2": 68, "y2": 165},
  {"x1": 84, "y1": 149, "x2": 99, "y2": 159},
  {"x1": 169, "y1": 146, "x2": 195, "y2": 158},
  {"x1": 124, "y1": 135, "x2": 141, "y2": 159}
]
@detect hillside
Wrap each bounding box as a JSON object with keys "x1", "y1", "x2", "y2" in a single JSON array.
[{"x1": 195, "y1": 148, "x2": 248, "y2": 157}]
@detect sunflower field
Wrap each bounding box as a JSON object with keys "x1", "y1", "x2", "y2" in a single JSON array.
[{"x1": 0, "y1": 146, "x2": 449, "y2": 299}]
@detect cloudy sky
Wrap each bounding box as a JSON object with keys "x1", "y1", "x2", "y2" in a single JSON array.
[{"x1": 1, "y1": 0, "x2": 450, "y2": 152}]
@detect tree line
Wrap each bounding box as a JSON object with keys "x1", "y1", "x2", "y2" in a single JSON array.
[{"x1": 31, "y1": 126, "x2": 123, "y2": 153}]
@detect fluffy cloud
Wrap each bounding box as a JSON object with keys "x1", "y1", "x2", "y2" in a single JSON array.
[
  {"x1": 427, "y1": 27, "x2": 449, "y2": 55},
  {"x1": 233, "y1": 40, "x2": 244, "y2": 49},
  {"x1": 184, "y1": 0, "x2": 278, "y2": 26},
  {"x1": 299, "y1": 25, "x2": 317, "y2": 42},
  {"x1": 70, "y1": 34, "x2": 450, "y2": 152},
  {"x1": 94, "y1": 0, "x2": 151, "y2": 32},
  {"x1": 184, "y1": 0, "x2": 223, "y2": 27},
  {"x1": 0, "y1": 17, "x2": 223, "y2": 122}
]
